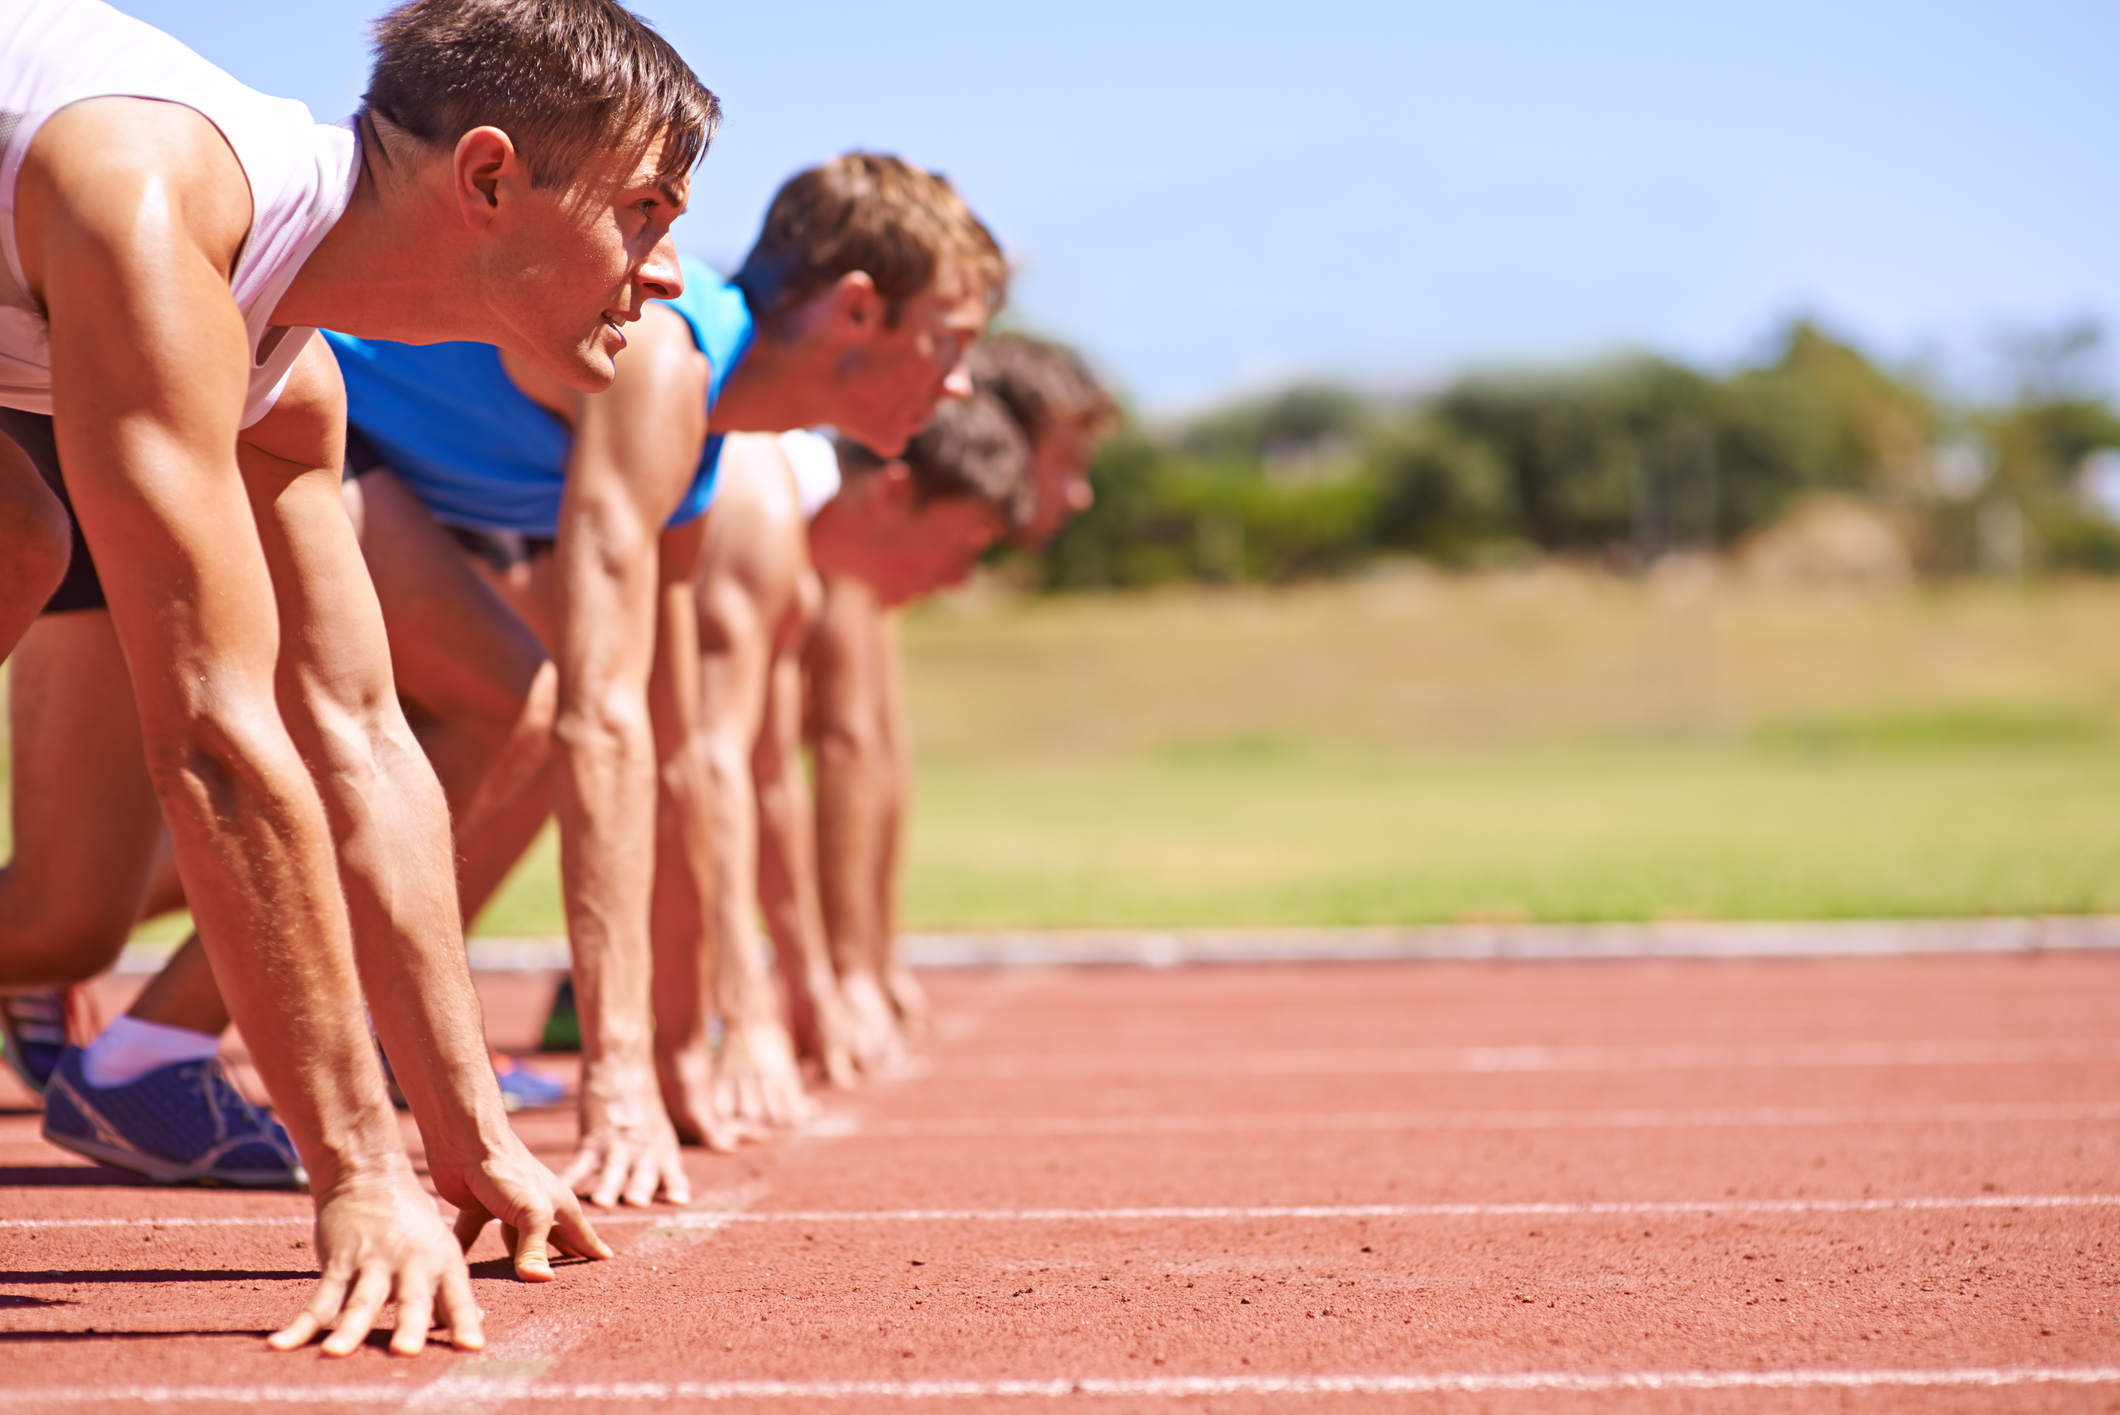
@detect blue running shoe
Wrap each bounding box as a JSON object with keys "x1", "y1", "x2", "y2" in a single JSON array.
[
  {"x1": 41, "y1": 1048, "x2": 307, "y2": 1188},
  {"x1": 494, "y1": 1059, "x2": 566, "y2": 1112},
  {"x1": 1, "y1": 990, "x2": 71, "y2": 1097}
]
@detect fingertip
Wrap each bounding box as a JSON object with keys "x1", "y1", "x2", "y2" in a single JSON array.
[{"x1": 453, "y1": 1325, "x2": 486, "y2": 1352}]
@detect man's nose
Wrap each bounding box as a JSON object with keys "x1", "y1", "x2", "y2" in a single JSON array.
[{"x1": 636, "y1": 234, "x2": 684, "y2": 303}]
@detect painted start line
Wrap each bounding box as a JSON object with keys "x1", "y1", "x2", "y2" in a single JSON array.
[
  {"x1": 4, "y1": 1192, "x2": 2117, "y2": 1231},
  {"x1": 12, "y1": 1365, "x2": 2120, "y2": 1405}
]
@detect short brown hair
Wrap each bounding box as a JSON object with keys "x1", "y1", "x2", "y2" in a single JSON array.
[
  {"x1": 970, "y1": 333, "x2": 1118, "y2": 440},
  {"x1": 365, "y1": 0, "x2": 719, "y2": 189},
  {"x1": 835, "y1": 393, "x2": 1033, "y2": 529},
  {"x1": 734, "y1": 153, "x2": 1007, "y2": 330}
]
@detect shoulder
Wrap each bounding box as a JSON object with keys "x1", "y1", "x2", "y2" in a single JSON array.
[
  {"x1": 604, "y1": 302, "x2": 709, "y2": 408},
  {"x1": 21, "y1": 98, "x2": 249, "y2": 274}
]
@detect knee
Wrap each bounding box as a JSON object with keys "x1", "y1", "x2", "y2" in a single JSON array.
[
  {"x1": 0, "y1": 477, "x2": 70, "y2": 613},
  {"x1": 0, "y1": 865, "x2": 134, "y2": 985}
]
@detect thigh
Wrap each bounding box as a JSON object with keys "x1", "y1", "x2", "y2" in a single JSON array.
[
  {"x1": 2, "y1": 612, "x2": 165, "y2": 947},
  {"x1": 340, "y1": 468, "x2": 550, "y2": 727},
  {"x1": 0, "y1": 428, "x2": 69, "y2": 659}
]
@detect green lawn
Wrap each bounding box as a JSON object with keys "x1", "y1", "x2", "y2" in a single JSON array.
[{"x1": 9, "y1": 568, "x2": 2120, "y2": 933}]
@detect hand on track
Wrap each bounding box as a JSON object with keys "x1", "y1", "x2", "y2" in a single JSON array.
[
  {"x1": 884, "y1": 962, "x2": 930, "y2": 1042},
  {"x1": 268, "y1": 1165, "x2": 480, "y2": 1357},
  {"x1": 434, "y1": 1130, "x2": 612, "y2": 1281},
  {"x1": 657, "y1": 1037, "x2": 766, "y2": 1153},
  {"x1": 561, "y1": 1052, "x2": 691, "y2": 1208},
  {"x1": 838, "y1": 968, "x2": 912, "y2": 1077},
  {"x1": 789, "y1": 971, "x2": 863, "y2": 1091},
  {"x1": 714, "y1": 1015, "x2": 819, "y2": 1127}
]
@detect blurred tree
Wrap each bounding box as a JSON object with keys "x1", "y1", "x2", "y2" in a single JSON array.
[{"x1": 1024, "y1": 321, "x2": 2120, "y2": 588}]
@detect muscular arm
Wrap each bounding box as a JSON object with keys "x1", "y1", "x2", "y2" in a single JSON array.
[
  {"x1": 871, "y1": 609, "x2": 928, "y2": 1036},
  {"x1": 549, "y1": 303, "x2": 705, "y2": 1208},
  {"x1": 753, "y1": 574, "x2": 859, "y2": 1088},
  {"x1": 805, "y1": 573, "x2": 904, "y2": 1062},
  {"x1": 684, "y1": 439, "x2": 813, "y2": 1124},
  {"x1": 18, "y1": 97, "x2": 478, "y2": 1355}
]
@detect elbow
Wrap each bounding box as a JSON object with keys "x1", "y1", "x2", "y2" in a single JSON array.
[
  {"x1": 554, "y1": 687, "x2": 652, "y2": 768},
  {"x1": 138, "y1": 698, "x2": 306, "y2": 830}
]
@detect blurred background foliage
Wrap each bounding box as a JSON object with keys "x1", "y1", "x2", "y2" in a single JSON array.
[{"x1": 1036, "y1": 320, "x2": 2120, "y2": 588}]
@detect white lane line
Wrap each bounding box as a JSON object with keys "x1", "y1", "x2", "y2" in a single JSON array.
[
  {"x1": 6, "y1": 1193, "x2": 2114, "y2": 1232},
  {"x1": 12, "y1": 1366, "x2": 2120, "y2": 1403},
  {"x1": 617, "y1": 1194, "x2": 2120, "y2": 1226},
  {"x1": 949, "y1": 1039, "x2": 2120, "y2": 1078},
  {"x1": 836, "y1": 1101, "x2": 2120, "y2": 1137}
]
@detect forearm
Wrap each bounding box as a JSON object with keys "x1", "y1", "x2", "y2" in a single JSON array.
[
  {"x1": 812, "y1": 724, "x2": 887, "y2": 980},
  {"x1": 755, "y1": 683, "x2": 836, "y2": 1001},
  {"x1": 555, "y1": 705, "x2": 661, "y2": 1079},
  {"x1": 155, "y1": 735, "x2": 408, "y2": 1188},
  {"x1": 701, "y1": 730, "x2": 774, "y2": 1022},
  {"x1": 318, "y1": 716, "x2": 515, "y2": 1166}
]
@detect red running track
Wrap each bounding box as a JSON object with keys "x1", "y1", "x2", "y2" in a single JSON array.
[{"x1": 2, "y1": 952, "x2": 2118, "y2": 1412}]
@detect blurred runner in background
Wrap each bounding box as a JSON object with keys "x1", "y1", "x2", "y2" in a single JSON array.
[{"x1": 804, "y1": 365, "x2": 1101, "y2": 1051}]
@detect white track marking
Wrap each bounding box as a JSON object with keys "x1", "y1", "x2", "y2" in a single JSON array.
[
  {"x1": 11, "y1": 1366, "x2": 2120, "y2": 1404},
  {"x1": 620, "y1": 1193, "x2": 2120, "y2": 1225},
  {"x1": 950, "y1": 1039, "x2": 2120, "y2": 1077},
  {"x1": 5, "y1": 1193, "x2": 2116, "y2": 1232},
  {"x1": 835, "y1": 1100, "x2": 2120, "y2": 1137}
]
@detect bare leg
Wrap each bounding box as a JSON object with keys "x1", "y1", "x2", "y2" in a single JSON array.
[
  {"x1": 0, "y1": 613, "x2": 164, "y2": 988},
  {"x1": 0, "y1": 431, "x2": 70, "y2": 663},
  {"x1": 126, "y1": 933, "x2": 228, "y2": 1035}
]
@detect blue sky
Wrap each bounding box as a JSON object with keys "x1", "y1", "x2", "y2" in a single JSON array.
[{"x1": 123, "y1": 0, "x2": 2118, "y2": 411}]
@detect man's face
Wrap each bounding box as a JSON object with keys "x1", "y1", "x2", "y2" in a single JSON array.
[
  {"x1": 484, "y1": 135, "x2": 688, "y2": 392},
  {"x1": 1020, "y1": 415, "x2": 1105, "y2": 548},
  {"x1": 827, "y1": 267, "x2": 991, "y2": 457},
  {"x1": 811, "y1": 468, "x2": 1004, "y2": 607}
]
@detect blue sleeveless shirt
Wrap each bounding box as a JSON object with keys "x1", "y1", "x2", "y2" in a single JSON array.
[{"x1": 323, "y1": 258, "x2": 753, "y2": 536}]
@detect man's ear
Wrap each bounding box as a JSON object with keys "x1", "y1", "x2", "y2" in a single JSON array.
[
  {"x1": 827, "y1": 270, "x2": 882, "y2": 339},
  {"x1": 454, "y1": 126, "x2": 520, "y2": 231}
]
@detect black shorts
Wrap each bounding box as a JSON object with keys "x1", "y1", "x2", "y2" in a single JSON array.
[
  {"x1": 342, "y1": 424, "x2": 553, "y2": 574},
  {"x1": 0, "y1": 407, "x2": 105, "y2": 615}
]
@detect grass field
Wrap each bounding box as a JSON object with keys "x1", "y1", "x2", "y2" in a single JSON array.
[{"x1": 9, "y1": 566, "x2": 2120, "y2": 934}]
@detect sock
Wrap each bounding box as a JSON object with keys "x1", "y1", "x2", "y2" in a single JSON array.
[{"x1": 79, "y1": 1015, "x2": 222, "y2": 1089}]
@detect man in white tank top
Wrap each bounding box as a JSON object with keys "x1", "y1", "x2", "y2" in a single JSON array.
[{"x1": 0, "y1": 0, "x2": 717, "y2": 1357}]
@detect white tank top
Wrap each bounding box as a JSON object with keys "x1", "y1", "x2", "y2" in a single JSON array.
[
  {"x1": 0, "y1": 0, "x2": 358, "y2": 428},
  {"x1": 779, "y1": 429, "x2": 843, "y2": 520}
]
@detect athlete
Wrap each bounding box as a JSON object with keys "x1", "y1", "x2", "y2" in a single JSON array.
[
  {"x1": 808, "y1": 336, "x2": 1116, "y2": 1042},
  {"x1": 646, "y1": 431, "x2": 854, "y2": 1117},
  {"x1": 0, "y1": 0, "x2": 714, "y2": 1354},
  {"x1": 13, "y1": 154, "x2": 1007, "y2": 1197},
  {"x1": 803, "y1": 392, "x2": 1041, "y2": 1050},
  {"x1": 651, "y1": 408, "x2": 1034, "y2": 1102}
]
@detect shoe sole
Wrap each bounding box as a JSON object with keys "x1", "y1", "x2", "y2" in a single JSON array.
[{"x1": 41, "y1": 1126, "x2": 307, "y2": 1189}]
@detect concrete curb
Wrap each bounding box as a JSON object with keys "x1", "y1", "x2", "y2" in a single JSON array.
[{"x1": 110, "y1": 917, "x2": 2120, "y2": 976}]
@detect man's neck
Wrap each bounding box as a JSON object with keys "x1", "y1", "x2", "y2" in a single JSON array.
[
  {"x1": 710, "y1": 321, "x2": 836, "y2": 435},
  {"x1": 267, "y1": 128, "x2": 483, "y2": 342}
]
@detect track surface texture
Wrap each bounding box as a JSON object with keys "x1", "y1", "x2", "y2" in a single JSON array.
[{"x1": 3, "y1": 952, "x2": 2118, "y2": 1412}]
